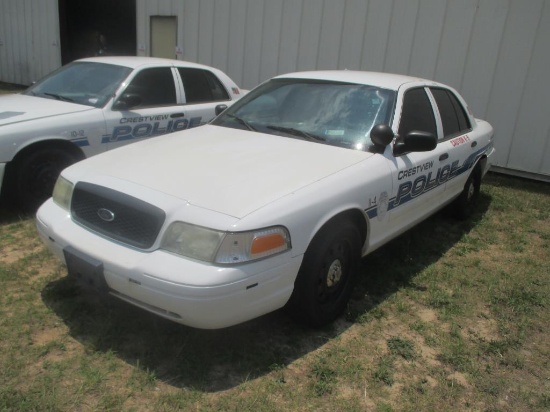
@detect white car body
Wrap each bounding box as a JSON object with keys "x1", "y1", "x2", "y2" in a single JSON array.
[
  {"x1": 0, "y1": 56, "x2": 243, "y2": 210},
  {"x1": 36, "y1": 71, "x2": 495, "y2": 329}
]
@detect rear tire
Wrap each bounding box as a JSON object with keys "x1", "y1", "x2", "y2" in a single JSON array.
[
  {"x1": 451, "y1": 164, "x2": 481, "y2": 220},
  {"x1": 13, "y1": 148, "x2": 77, "y2": 212},
  {"x1": 286, "y1": 219, "x2": 361, "y2": 327}
]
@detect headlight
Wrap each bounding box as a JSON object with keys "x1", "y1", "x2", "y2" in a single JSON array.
[
  {"x1": 161, "y1": 222, "x2": 291, "y2": 264},
  {"x1": 52, "y1": 176, "x2": 74, "y2": 210},
  {"x1": 161, "y1": 222, "x2": 225, "y2": 262}
]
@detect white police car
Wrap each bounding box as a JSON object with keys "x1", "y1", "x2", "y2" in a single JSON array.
[
  {"x1": 0, "y1": 56, "x2": 244, "y2": 211},
  {"x1": 36, "y1": 71, "x2": 495, "y2": 329}
]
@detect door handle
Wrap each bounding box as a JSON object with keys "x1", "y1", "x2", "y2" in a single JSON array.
[
  {"x1": 439, "y1": 153, "x2": 449, "y2": 161},
  {"x1": 170, "y1": 112, "x2": 185, "y2": 118}
]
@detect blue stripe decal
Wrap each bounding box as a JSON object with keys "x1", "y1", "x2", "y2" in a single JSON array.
[
  {"x1": 71, "y1": 137, "x2": 90, "y2": 147},
  {"x1": 101, "y1": 134, "x2": 112, "y2": 144},
  {"x1": 366, "y1": 207, "x2": 378, "y2": 220},
  {"x1": 365, "y1": 144, "x2": 490, "y2": 219}
]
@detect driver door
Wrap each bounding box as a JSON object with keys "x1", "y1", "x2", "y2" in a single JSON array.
[
  {"x1": 388, "y1": 87, "x2": 449, "y2": 230},
  {"x1": 103, "y1": 66, "x2": 187, "y2": 150}
]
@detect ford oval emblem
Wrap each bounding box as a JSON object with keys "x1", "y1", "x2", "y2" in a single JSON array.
[{"x1": 97, "y1": 208, "x2": 115, "y2": 222}]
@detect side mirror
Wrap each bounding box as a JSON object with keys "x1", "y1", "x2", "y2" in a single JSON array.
[
  {"x1": 112, "y1": 93, "x2": 141, "y2": 111},
  {"x1": 394, "y1": 131, "x2": 437, "y2": 155},
  {"x1": 370, "y1": 124, "x2": 394, "y2": 148},
  {"x1": 215, "y1": 104, "x2": 228, "y2": 116}
]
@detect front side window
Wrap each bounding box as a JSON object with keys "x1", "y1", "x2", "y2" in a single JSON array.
[
  {"x1": 398, "y1": 88, "x2": 437, "y2": 139},
  {"x1": 178, "y1": 68, "x2": 230, "y2": 103},
  {"x1": 24, "y1": 62, "x2": 132, "y2": 108},
  {"x1": 123, "y1": 67, "x2": 177, "y2": 108},
  {"x1": 212, "y1": 79, "x2": 396, "y2": 152}
]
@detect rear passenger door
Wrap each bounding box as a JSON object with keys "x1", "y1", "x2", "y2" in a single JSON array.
[
  {"x1": 176, "y1": 68, "x2": 232, "y2": 126},
  {"x1": 428, "y1": 87, "x2": 475, "y2": 199}
]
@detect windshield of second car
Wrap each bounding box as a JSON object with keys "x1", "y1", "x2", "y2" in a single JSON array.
[
  {"x1": 24, "y1": 62, "x2": 132, "y2": 108},
  {"x1": 212, "y1": 79, "x2": 396, "y2": 151}
]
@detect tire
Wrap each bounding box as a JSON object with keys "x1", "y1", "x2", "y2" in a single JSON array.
[
  {"x1": 286, "y1": 219, "x2": 362, "y2": 327},
  {"x1": 13, "y1": 148, "x2": 78, "y2": 212},
  {"x1": 451, "y1": 164, "x2": 481, "y2": 220}
]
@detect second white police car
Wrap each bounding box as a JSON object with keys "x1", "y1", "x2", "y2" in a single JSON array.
[
  {"x1": 37, "y1": 71, "x2": 495, "y2": 329},
  {"x1": 0, "y1": 56, "x2": 243, "y2": 211}
]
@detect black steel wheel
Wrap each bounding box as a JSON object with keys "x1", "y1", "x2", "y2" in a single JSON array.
[
  {"x1": 286, "y1": 219, "x2": 361, "y2": 327},
  {"x1": 452, "y1": 164, "x2": 482, "y2": 220}
]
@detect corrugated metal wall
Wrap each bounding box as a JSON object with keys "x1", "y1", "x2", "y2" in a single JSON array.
[
  {"x1": 0, "y1": 0, "x2": 548, "y2": 179},
  {"x1": 135, "y1": 0, "x2": 550, "y2": 179},
  {"x1": 0, "y1": 0, "x2": 61, "y2": 85}
]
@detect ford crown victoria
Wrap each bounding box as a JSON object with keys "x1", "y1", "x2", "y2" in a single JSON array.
[
  {"x1": 0, "y1": 56, "x2": 243, "y2": 211},
  {"x1": 36, "y1": 71, "x2": 495, "y2": 329}
]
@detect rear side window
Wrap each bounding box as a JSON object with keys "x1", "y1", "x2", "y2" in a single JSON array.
[
  {"x1": 431, "y1": 88, "x2": 471, "y2": 139},
  {"x1": 178, "y1": 68, "x2": 230, "y2": 103},
  {"x1": 398, "y1": 88, "x2": 437, "y2": 138},
  {"x1": 125, "y1": 67, "x2": 177, "y2": 108}
]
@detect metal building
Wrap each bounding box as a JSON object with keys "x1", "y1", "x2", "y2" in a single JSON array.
[{"x1": 0, "y1": 0, "x2": 549, "y2": 181}]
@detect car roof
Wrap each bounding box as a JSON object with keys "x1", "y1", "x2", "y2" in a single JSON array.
[
  {"x1": 76, "y1": 56, "x2": 218, "y2": 71},
  {"x1": 274, "y1": 70, "x2": 441, "y2": 91}
]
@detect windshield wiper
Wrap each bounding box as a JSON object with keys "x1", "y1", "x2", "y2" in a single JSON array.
[
  {"x1": 226, "y1": 113, "x2": 257, "y2": 132},
  {"x1": 266, "y1": 125, "x2": 326, "y2": 142},
  {"x1": 43, "y1": 92, "x2": 74, "y2": 102}
]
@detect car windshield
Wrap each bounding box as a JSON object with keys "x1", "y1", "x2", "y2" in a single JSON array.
[
  {"x1": 213, "y1": 78, "x2": 396, "y2": 151},
  {"x1": 24, "y1": 62, "x2": 132, "y2": 108}
]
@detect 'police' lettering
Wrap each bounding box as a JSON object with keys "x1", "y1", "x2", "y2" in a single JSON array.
[
  {"x1": 108, "y1": 116, "x2": 203, "y2": 142},
  {"x1": 394, "y1": 160, "x2": 461, "y2": 206}
]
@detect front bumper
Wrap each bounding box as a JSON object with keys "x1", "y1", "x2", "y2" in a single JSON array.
[{"x1": 36, "y1": 199, "x2": 302, "y2": 329}]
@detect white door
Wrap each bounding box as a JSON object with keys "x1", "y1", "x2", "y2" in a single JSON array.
[
  {"x1": 428, "y1": 87, "x2": 482, "y2": 199},
  {"x1": 104, "y1": 66, "x2": 186, "y2": 149},
  {"x1": 175, "y1": 67, "x2": 234, "y2": 127},
  {"x1": 388, "y1": 87, "x2": 448, "y2": 229}
]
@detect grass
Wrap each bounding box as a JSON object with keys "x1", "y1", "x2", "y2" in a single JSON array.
[
  {"x1": 0, "y1": 171, "x2": 549, "y2": 409},
  {"x1": 0, "y1": 81, "x2": 549, "y2": 407}
]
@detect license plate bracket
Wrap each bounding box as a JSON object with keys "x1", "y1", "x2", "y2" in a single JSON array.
[{"x1": 63, "y1": 246, "x2": 108, "y2": 293}]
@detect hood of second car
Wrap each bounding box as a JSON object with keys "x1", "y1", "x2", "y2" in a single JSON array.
[
  {"x1": 71, "y1": 125, "x2": 374, "y2": 218},
  {"x1": 0, "y1": 94, "x2": 93, "y2": 126}
]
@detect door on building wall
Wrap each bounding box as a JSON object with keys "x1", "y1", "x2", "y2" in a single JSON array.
[{"x1": 151, "y1": 16, "x2": 177, "y2": 59}]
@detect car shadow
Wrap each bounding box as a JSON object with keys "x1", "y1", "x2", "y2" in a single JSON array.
[
  {"x1": 0, "y1": 205, "x2": 33, "y2": 225},
  {"x1": 40, "y1": 192, "x2": 492, "y2": 392}
]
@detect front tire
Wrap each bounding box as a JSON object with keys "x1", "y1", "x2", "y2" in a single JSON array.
[
  {"x1": 286, "y1": 219, "x2": 362, "y2": 327},
  {"x1": 14, "y1": 148, "x2": 77, "y2": 212}
]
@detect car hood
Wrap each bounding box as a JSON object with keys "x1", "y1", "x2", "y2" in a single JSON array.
[
  {"x1": 0, "y1": 94, "x2": 93, "y2": 126},
  {"x1": 69, "y1": 125, "x2": 374, "y2": 218}
]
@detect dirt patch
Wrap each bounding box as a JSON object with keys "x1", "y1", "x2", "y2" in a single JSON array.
[
  {"x1": 417, "y1": 307, "x2": 438, "y2": 323},
  {"x1": 0, "y1": 245, "x2": 42, "y2": 265},
  {"x1": 466, "y1": 313, "x2": 499, "y2": 342},
  {"x1": 0, "y1": 225, "x2": 44, "y2": 265},
  {"x1": 446, "y1": 371, "x2": 470, "y2": 388}
]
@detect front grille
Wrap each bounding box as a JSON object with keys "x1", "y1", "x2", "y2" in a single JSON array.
[{"x1": 71, "y1": 182, "x2": 166, "y2": 249}]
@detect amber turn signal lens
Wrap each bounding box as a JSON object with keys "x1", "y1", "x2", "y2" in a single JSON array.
[{"x1": 251, "y1": 233, "x2": 286, "y2": 255}]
